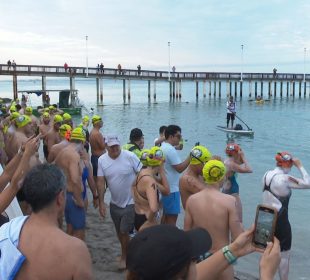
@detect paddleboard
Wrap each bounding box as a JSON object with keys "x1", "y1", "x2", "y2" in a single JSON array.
[{"x1": 216, "y1": 126, "x2": 254, "y2": 135}]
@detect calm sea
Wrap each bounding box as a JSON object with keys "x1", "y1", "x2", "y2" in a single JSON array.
[{"x1": 1, "y1": 77, "x2": 310, "y2": 279}]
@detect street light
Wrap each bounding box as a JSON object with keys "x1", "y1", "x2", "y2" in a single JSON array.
[
  {"x1": 168, "y1": 41, "x2": 171, "y2": 81},
  {"x1": 304, "y1": 47, "x2": 306, "y2": 83},
  {"x1": 241, "y1": 44, "x2": 244, "y2": 81},
  {"x1": 86, "y1": 35, "x2": 89, "y2": 77}
]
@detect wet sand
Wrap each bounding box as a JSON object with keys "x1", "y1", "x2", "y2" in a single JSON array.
[{"x1": 85, "y1": 204, "x2": 258, "y2": 280}]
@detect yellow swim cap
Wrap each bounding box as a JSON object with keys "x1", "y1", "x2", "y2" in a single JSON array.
[
  {"x1": 147, "y1": 146, "x2": 165, "y2": 167},
  {"x1": 16, "y1": 115, "x2": 31, "y2": 128},
  {"x1": 10, "y1": 112, "x2": 20, "y2": 121},
  {"x1": 49, "y1": 105, "x2": 55, "y2": 110},
  {"x1": 10, "y1": 106, "x2": 16, "y2": 112},
  {"x1": 140, "y1": 149, "x2": 150, "y2": 166},
  {"x1": 59, "y1": 124, "x2": 72, "y2": 138},
  {"x1": 44, "y1": 107, "x2": 50, "y2": 112},
  {"x1": 54, "y1": 115, "x2": 63, "y2": 124},
  {"x1": 202, "y1": 160, "x2": 226, "y2": 184},
  {"x1": 25, "y1": 107, "x2": 33, "y2": 115},
  {"x1": 63, "y1": 113, "x2": 72, "y2": 121},
  {"x1": 43, "y1": 112, "x2": 50, "y2": 118},
  {"x1": 82, "y1": 115, "x2": 90, "y2": 122},
  {"x1": 70, "y1": 127, "x2": 86, "y2": 142},
  {"x1": 190, "y1": 145, "x2": 212, "y2": 165},
  {"x1": 92, "y1": 115, "x2": 102, "y2": 124}
]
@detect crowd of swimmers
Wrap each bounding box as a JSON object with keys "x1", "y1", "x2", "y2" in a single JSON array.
[{"x1": 0, "y1": 97, "x2": 309, "y2": 280}]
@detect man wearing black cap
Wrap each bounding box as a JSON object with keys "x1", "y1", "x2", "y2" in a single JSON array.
[
  {"x1": 122, "y1": 128, "x2": 144, "y2": 158},
  {"x1": 126, "y1": 224, "x2": 281, "y2": 280}
]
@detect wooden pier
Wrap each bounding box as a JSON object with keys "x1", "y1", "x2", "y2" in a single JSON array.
[{"x1": 0, "y1": 63, "x2": 309, "y2": 103}]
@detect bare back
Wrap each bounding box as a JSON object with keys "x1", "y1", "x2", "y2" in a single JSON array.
[
  {"x1": 46, "y1": 128, "x2": 61, "y2": 153},
  {"x1": 16, "y1": 220, "x2": 92, "y2": 280},
  {"x1": 47, "y1": 140, "x2": 69, "y2": 163},
  {"x1": 89, "y1": 128, "x2": 105, "y2": 156}
]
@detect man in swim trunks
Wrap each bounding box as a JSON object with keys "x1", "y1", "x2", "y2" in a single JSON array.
[
  {"x1": 179, "y1": 145, "x2": 212, "y2": 209},
  {"x1": 54, "y1": 127, "x2": 88, "y2": 240},
  {"x1": 184, "y1": 159, "x2": 243, "y2": 280},
  {"x1": 97, "y1": 134, "x2": 142, "y2": 269},
  {"x1": 89, "y1": 115, "x2": 105, "y2": 185},
  {"x1": 160, "y1": 125, "x2": 191, "y2": 225},
  {"x1": 45, "y1": 114, "x2": 63, "y2": 160},
  {"x1": 226, "y1": 95, "x2": 236, "y2": 128},
  {"x1": 0, "y1": 164, "x2": 92, "y2": 280},
  {"x1": 39, "y1": 112, "x2": 51, "y2": 160},
  {"x1": 223, "y1": 143, "x2": 252, "y2": 222},
  {"x1": 262, "y1": 151, "x2": 310, "y2": 280}
]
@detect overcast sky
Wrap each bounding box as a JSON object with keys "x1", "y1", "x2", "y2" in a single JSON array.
[{"x1": 1, "y1": 0, "x2": 310, "y2": 73}]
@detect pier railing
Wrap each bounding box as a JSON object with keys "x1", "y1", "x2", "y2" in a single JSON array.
[{"x1": 0, "y1": 64, "x2": 308, "y2": 81}]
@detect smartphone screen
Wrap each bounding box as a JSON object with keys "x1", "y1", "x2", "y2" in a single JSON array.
[{"x1": 253, "y1": 205, "x2": 277, "y2": 248}]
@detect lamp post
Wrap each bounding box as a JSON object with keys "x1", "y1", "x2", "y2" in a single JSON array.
[
  {"x1": 304, "y1": 47, "x2": 306, "y2": 83},
  {"x1": 241, "y1": 44, "x2": 244, "y2": 81},
  {"x1": 168, "y1": 41, "x2": 171, "y2": 81},
  {"x1": 86, "y1": 35, "x2": 89, "y2": 77}
]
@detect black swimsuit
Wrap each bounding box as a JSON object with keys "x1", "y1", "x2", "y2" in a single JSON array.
[{"x1": 264, "y1": 173, "x2": 292, "y2": 251}]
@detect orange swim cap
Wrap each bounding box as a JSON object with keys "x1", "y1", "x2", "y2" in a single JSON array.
[
  {"x1": 275, "y1": 152, "x2": 293, "y2": 168},
  {"x1": 225, "y1": 143, "x2": 240, "y2": 156}
]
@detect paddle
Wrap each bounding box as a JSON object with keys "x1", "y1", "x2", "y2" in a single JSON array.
[{"x1": 228, "y1": 109, "x2": 252, "y2": 131}]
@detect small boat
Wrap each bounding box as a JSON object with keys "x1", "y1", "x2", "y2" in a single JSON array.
[{"x1": 216, "y1": 126, "x2": 254, "y2": 135}]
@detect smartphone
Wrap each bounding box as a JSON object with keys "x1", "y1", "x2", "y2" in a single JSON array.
[{"x1": 252, "y1": 204, "x2": 278, "y2": 249}]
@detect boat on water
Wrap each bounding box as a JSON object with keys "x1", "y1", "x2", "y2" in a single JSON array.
[
  {"x1": 216, "y1": 125, "x2": 254, "y2": 135},
  {"x1": 18, "y1": 89, "x2": 82, "y2": 116}
]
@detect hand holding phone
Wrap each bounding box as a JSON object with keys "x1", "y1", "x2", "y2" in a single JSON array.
[{"x1": 252, "y1": 204, "x2": 278, "y2": 249}]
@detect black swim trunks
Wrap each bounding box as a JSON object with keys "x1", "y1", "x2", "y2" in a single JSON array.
[{"x1": 91, "y1": 155, "x2": 99, "y2": 176}]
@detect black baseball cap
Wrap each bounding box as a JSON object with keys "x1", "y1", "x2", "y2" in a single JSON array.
[
  {"x1": 129, "y1": 128, "x2": 144, "y2": 142},
  {"x1": 126, "y1": 225, "x2": 212, "y2": 280}
]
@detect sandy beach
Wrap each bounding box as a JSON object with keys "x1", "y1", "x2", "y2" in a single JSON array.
[{"x1": 85, "y1": 203, "x2": 258, "y2": 280}]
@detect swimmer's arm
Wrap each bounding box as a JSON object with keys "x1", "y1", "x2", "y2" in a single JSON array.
[
  {"x1": 184, "y1": 199, "x2": 194, "y2": 231},
  {"x1": 97, "y1": 176, "x2": 107, "y2": 217},
  {"x1": 156, "y1": 163, "x2": 170, "y2": 195},
  {"x1": 95, "y1": 134, "x2": 106, "y2": 151},
  {"x1": 46, "y1": 147, "x2": 55, "y2": 163},
  {"x1": 145, "y1": 184, "x2": 159, "y2": 219},
  {"x1": 288, "y1": 160, "x2": 310, "y2": 189},
  {"x1": 229, "y1": 198, "x2": 243, "y2": 241},
  {"x1": 0, "y1": 152, "x2": 23, "y2": 190},
  {"x1": 230, "y1": 161, "x2": 252, "y2": 174},
  {"x1": 86, "y1": 165, "x2": 98, "y2": 199}
]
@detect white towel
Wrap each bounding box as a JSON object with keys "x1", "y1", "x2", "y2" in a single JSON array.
[{"x1": 0, "y1": 216, "x2": 28, "y2": 280}]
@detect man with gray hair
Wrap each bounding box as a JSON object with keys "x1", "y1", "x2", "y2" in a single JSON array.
[
  {"x1": 0, "y1": 164, "x2": 92, "y2": 280},
  {"x1": 97, "y1": 134, "x2": 142, "y2": 269}
]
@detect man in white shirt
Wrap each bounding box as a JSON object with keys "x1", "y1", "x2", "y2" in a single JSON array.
[
  {"x1": 97, "y1": 134, "x2": 142, "y2": 269},
  {"x1": 161, "y1": 125, "x2": 190, "y2": 226}
]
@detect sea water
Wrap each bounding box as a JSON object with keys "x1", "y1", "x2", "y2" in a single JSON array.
[{"x1": 1, "y1": 78, "x2": 310, "y2": 279}]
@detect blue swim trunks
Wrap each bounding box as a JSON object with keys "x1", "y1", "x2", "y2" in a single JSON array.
[
  {"x1": 162, "y1": 191, "x2": 181, "y2": 215},
  {"x1": 65, "y1": 192, "x2": 85, "y2": 230}
]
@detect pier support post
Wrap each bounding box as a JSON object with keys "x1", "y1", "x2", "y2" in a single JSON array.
[
  {"x1": 203, "y1": 81, "x2": 207, "y2": 97},
  {"x1": 293, "y1": 82, "x2": 295, "y2": 97},
  {"x1": 99, "y1": 78, "x2": 103, "y2": 104},
  {"x1": 268, "y1": 81, "x2": 271, "y2": 98},
  {"x1": 261, "y1": 81, "x2": 264, "y2": 98},
  {"x1": 290, "y1": 81, "x2": 293, "y2": 97},
  {"x1": 299, "y1": 82, "x2": 302, "y2": 98},
  {"x1": 249, "y1": 81, "x2": 252, "y2": 98},
  {"x1": 179, "y1": 80, "x2": 182, "y2": 98},
  {"x1": 240, "y1": 81, "x2": 243, "y2": 98},
  {"x1": 41, "y1": 76, "x2": 47, "y2": 105},
  {"x1": 219, "y1": 81, "x2": 221, "y2": 98},
  {"x1": 148, "y1": 80, "x2": 151, "y2": 100},
  {"x1": 173, "y1": 81, "x2": 176, "y2": 98},
  {"x1": 123, "y1": 79, "x2": 126, "y2": 103},
  {"x1": 169, "y1": 81, "x2": 172, "y2": 98},
  {"x1": 96, "y1": 78, "x2": 99, "y2": 103},
  {"x1": 128, "y1": 79, "x2": 131, "y2": 101},
  {"x1": 70, "y1": 77, "x2": 75, "y2": 92},
  {"x1": 196, "y1": 81, "x2": 199, "y2": 98},
  {"x1": 209, "y1": 81, "x2": 212, "y2": 97},
  {"x1": 213, "y1": 81, "x2": 216, "y2": 97},
  {"x1": 304, "y1": 81, "x2": 307, "y2": 97},
  {"x1": 234, "y1": 82, "x2": 237, "y2": 98},
  {"x1": 229, "y1": 81, "x2": 232, "y2": 96},
  {"x1": 280, "y1": 82, "x2": 283, "y2": 98},
  {"x1": 153, "y1": 80, "x2": 157, "y2": 101},
  {"x1": 254, "y1": 82, "x2": 257, "y2": 98},
  {"x1": 274, "y1": 82, "x2": 277, "y2": 98},
  {"x1": 287, "y1": 82, "x2": 289, "y2": 97},
  {"x1": 13, "y1": 75, "x2": 18, "y2": 100}
]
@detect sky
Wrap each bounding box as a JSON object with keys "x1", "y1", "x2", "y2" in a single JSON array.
[{"x1": 1, "y1": 0, "x2": 310, "y2": 73}]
